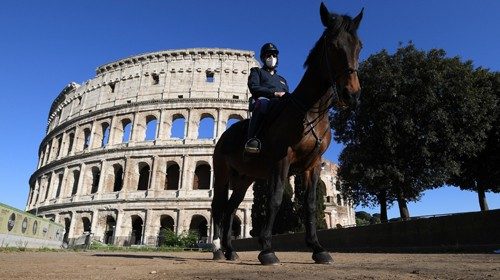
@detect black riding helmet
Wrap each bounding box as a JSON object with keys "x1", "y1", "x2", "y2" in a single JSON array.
[{"x1": 260, "y1": 42, "x2": 279, "y2": 63}]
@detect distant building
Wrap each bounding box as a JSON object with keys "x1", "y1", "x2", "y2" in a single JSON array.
[{"x1": 26, "y1": 48, "x2": 354, "y2": 246}]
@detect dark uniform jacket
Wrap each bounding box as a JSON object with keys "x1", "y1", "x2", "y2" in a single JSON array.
[{"x1": 247, "y1": 67, "x2": 289, "y2": 100}]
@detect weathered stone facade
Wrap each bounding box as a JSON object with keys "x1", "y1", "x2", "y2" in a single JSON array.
[{"x1": 26, "y1": 48, "x2": 354, "y2": 246}]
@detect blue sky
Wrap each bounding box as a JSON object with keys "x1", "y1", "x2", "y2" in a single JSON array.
[{"x1": 0, "y1": 0, "x2": 498, "y2": 217}]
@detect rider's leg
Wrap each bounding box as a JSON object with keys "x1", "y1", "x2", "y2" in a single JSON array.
[{"x1": 245, "y1": 98, "x2": 269, "y2": 154}]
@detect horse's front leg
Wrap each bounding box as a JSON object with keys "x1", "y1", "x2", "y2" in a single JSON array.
[
  {"x1": 303, "y1": 164, "x2": 333, "y2": 264},
  {"x1": 258, "y1": 162, "x2": 289, "y2": 265}
]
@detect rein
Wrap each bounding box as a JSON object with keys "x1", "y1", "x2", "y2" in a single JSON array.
[{"x1": 289, "y1": 33, "x2": 347, "y2": 147}]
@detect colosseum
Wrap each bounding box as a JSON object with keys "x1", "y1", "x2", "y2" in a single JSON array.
[{"x1": 26, "y1": 48, "x2": 355, "y2": 246}]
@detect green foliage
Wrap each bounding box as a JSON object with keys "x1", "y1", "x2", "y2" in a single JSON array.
[
  {"x1": 355, "y1": 211, "x2": 381, "y2": 226},
  {"x1": 250, "y1": 179, "x2": 267, "y2": 237},
  {"x1": 273, "y1": 179, "x2": 301, "y2": 234},
  {"x1": 158, "y1": 228, "x2": 197, "y2": 248},
  {"x1": 315, "y1": 179, "x2": 328, "y2": 230},
  {"x1": 250, "y1": 176, "x2": 327, "y2": 237},
  {"x1": 293, "y1": 176, "x2": 327, "y2": 231},
  {"x1": 331, "y1": 43, "x2": 497, "y2": 219},
  {"x1": 448, "y1": 72, "x2": 500, "y2": 210}
]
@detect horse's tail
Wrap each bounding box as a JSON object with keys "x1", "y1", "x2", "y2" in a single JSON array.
[{"x1": 211, "y1": 144, "x2": 229, "y2": 252}]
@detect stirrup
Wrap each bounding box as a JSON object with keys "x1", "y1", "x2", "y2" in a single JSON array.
[{"x1": 245, "y1": 138, "x2": 261, "y2": 154}]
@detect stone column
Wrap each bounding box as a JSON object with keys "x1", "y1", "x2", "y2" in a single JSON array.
[
  {"x1": 148, "y1": 156, "x2": 160, "y2": 194},
  {"x1": 56, "y1": 167, "x2": 68, "y2": 203},
  {"x1": 47, "y1": 171, "x2": 56, "y2": 201},
  {"x1": 88, "y1": 121, "x2": 98, "y2": 149},
  {"x1": 68, "y1": 211, "x2": 77, "y2": 241},
  {"x1": 216, "y1": 109, "x2": 225, "y2": 139},
  {"x1": 129, "y1": 112, "x2": 139, "y2": 143},
  {"x1": 122, "y1": 156, "x2": 133, "y2": 193},
  {"x1": 244, "y1": 208, "x2": 251, "y2": 238},
  {"x1": 157, "y1": 109, "x2": 167, "y2": 140},
  {"x1": 176, "y1": 210, "x2": 184, "y2": 235},
  {"x1": 180, "y1": 155, "x2": 191, "y2": 194},
  {"x1": 143, "y1": 209, "x2": 154, "y2": 245},
  {"x1": 186, "y1": 108, "x2": 199, "y2": 139},
  {"x1": 107, "y1": 116, "x2": 117, "y2": 146},
  {"x1": 90, "y1": 209, "x2": 99, "y2": 239},
  {"x1": 74, "y1": 163, "x2": 86, "y2": 199},
  {"x1": 114, "y1": 210, "x2": 125, "y2": 246},
  {"x1": 44, "y1": 142, "x2": 52, "y2": 164},
  {"x1": 96, "y1": 160, "x2": 106, "y2": 199}
]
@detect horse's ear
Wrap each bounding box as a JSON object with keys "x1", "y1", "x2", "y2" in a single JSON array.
[
  {"x1": 352, "y1": 8, "x2": 364, "y2": 30},
  {"x1": 320, "y1": 2, "x2": 331, "y2": 27}
]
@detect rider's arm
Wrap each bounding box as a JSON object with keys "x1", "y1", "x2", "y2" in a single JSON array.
[{"x1": 248, "y1": 67, "x2": 275, "y2": 99}]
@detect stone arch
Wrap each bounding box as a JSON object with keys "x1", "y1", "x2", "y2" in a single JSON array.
[
  {"x1": 43, "y1": 174, "x2": 52, "y2": 202},
  {"x1": 75, "y1": 216, "x2": 92, "y2": 236},
  {"x1": 165, "y1": 161, "x2": 180, "y2": 190},
  {"x1": 226, "y1": 114, "x2": 244, "y2": 130},
  {"x1": 160, "y1": 215, "x2": 175, "y2": 232},
  {"x1": 83, "y1": 128, "x2": 91, "y2": 150},
  {"x1": 137, "y1": 162, "x2": 150, "y2": 191},
  {"x1": 69, "y1": 169, "x2": 80, "y2": 196},
  {"x1": 171, "y1": 114, "x2": 186, "y2": 139},
  {"x1": 45, "y1": 142, "x2": 52, "y2": 164},
  {"x1": 193, "y1": 162, "x2": 211, "y2": 190},
  {"x1": 232, "y1": 215, "x2": 242, "y2": 239},
  {"x1": 55, "y1": 135, "x2": 63, "y2": 158},
  {"x1": 55, "y1": 172, "x2": 64, "y2": 198},
  {"x1": 104, "y1": 216, "x2": 116, "y2": 244},
  {"x1": 189, "y1": 215, "x2": 208, "y2": 242},
  {"x1": 66, "y1": 132, "x2": 75, "y2": 155},
  {"x1": 63, "y1": 217, "x2": 71, "y2": 243},
  {"x1": 145, "y1": 115, "x2": 158, "y2": 141},
  {"x1": 130, "y1": 215, "x2": 143, "y2": 245},
  {"x1": 101, "y1": 122, "x2": 111, "y2": 147},
  {"x1": 112, "y1": 164, "x2": 124, "y2": 192},
  {"x1": 198, "y1": 113, "x2": 215, "y2": 139},
  {"x1": 90, "y1": 166, "x2": 100, "y2": 194},
  {"x1": 121, "y1": 118, "x2": 132, "y2": 143}
]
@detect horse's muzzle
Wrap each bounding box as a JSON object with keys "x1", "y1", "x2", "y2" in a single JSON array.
[{"x1": 340, "y1": 87, "x2": 361, "y2": 109}]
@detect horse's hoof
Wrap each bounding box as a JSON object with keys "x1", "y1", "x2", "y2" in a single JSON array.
[
  {"x1": 225, "y1": 251, "x2": 239, "y2": 261},
  {"x1": 312, "y1": 251, "x2": 333, "y2": 264},
  {"x1": 258, "y1": 251, "x2": 280, "y2": 266},
  {"x1": 213, "y1": 250, "x2": 225, "y2": 260}
]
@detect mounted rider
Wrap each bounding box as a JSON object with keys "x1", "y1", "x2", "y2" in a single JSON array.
[{"x1": 245, "y1": 42, "x2": 290, "y2": 154}]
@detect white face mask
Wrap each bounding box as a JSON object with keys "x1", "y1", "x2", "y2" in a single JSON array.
[{"x1": 265, "y1": 57, "x2": 277, "y2": 68}]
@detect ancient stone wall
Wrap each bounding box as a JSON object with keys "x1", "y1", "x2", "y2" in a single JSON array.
[{"x1": 27, "y1": 48, "x2": 354, "y2": 246}]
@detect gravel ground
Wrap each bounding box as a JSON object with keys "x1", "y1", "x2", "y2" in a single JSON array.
[{"x1": 0, "y1": 251, "x2": 499, "y2": 280}]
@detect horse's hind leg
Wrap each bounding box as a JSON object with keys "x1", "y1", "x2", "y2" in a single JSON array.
[
  {"x1": 302, "y1": 165, "x2": 333, "y2": 264},
  {"x1": 221, "y1": 175, "x2": 253, "y2": 261},
  {"x1": 211, "y1": 154, "x2": 229, "y2": 260}
]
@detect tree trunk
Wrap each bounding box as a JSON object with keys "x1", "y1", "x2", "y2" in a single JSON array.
[
  {"x1": 477, "y1": 183, "x2": 489, "y2": 211},
  {"x1": 378, "y1": 191, "x2": 388, "y2": 223},
  {"x1": 396, "y1": 190, "x2": 410, "y2": 221}
]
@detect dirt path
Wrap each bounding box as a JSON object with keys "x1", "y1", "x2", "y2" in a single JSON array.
[{"x1": 0, "y1": 251, "x2": 498, "y2": 280}]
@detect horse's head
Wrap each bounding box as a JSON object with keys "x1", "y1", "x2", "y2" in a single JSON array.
[{"x1": 319, "y1": 2, "x2": 363, "y2": 108}]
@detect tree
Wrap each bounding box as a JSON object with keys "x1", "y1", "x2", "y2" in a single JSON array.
[
  {"x1": 250, "y1": 178, "x2": 300, "y2": 237},
  {"x1": 448, "y1": 72, "x2": 500, "y2": 210},
  {"x1": 250, "y1": 179, "x2": 267, "y2": 237},
  {"x1": 337, "y1": 142, "x2": 395, "y2": 222},
  {"x1": 331, "y1": 43, "x2": 496, "y2": 220},
  {"x1": 293, "y1": 175, "x2": 327, "y2": 231}
]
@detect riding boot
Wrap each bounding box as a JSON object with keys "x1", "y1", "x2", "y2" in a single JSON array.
[{"x1": 245, "y1": 111, "x2": 263, "y2": 154}]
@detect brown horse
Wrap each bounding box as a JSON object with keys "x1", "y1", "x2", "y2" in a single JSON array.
[{"x1": 211, "y1": 2, "x2": 363, "y2": 265}]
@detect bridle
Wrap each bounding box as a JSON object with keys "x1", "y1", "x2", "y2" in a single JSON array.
[
  {"x1": 322, "y1": 33, "x2": 359, "y2": 108},
  {"x1": 288, "y1": 31, "x2": 358, "y2": 157}
]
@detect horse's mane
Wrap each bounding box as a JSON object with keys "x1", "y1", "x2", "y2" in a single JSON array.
[{"x1": 303, "y1": 13, "x2": 360, "y2": 69}]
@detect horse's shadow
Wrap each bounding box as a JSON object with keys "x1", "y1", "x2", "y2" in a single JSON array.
[{"x1": 92, "y1": 253, "x2": 314, "y2": 266}]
